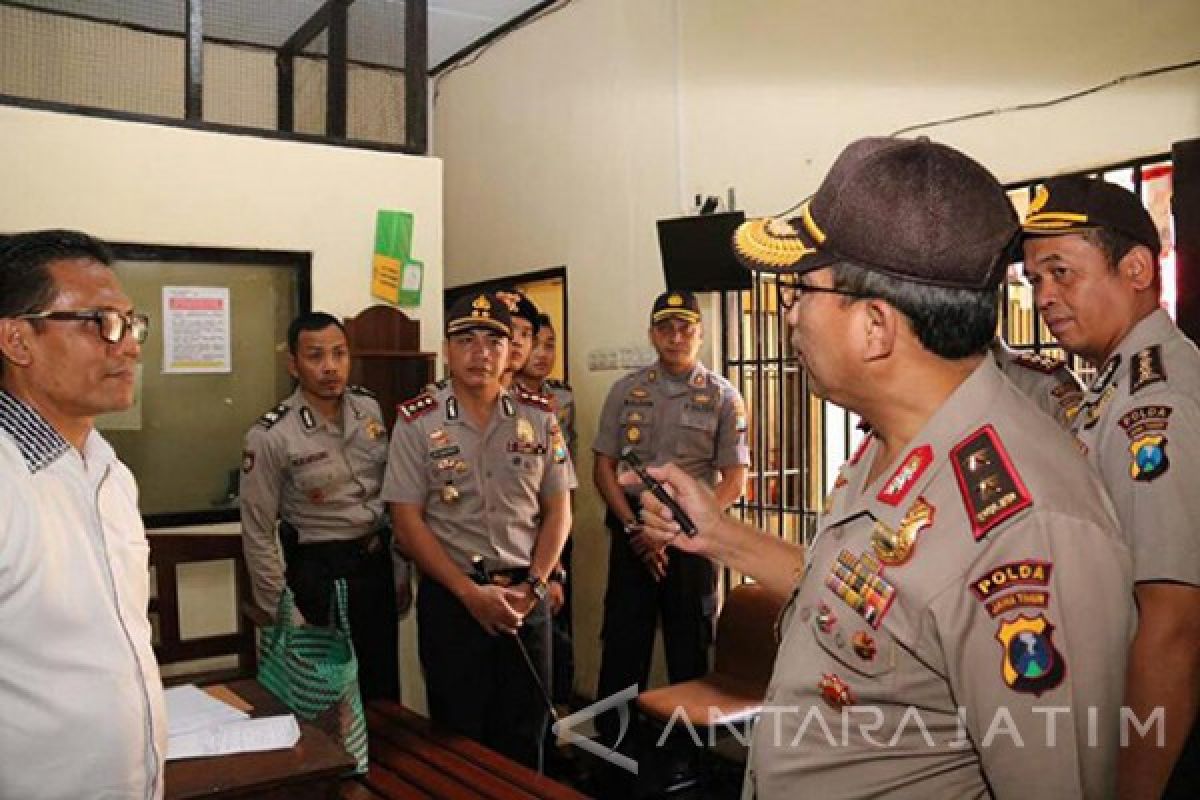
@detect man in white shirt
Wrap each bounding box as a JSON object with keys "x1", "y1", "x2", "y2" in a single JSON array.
[{"x1": 0, "y1": 230, "x2": 166, "y2": 800}]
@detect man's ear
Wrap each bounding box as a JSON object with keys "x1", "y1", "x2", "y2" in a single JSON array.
[
  {"x1": 0, "y1": 320, "x2": 33, "y2": 368},
  {"x1": 1122, "y1": 245, "x2": 1157, "y2": 292},
  {"x1": 285, "y1": 352, "x2": 299, "y2": 380},
  {"x1": 861, "y1": 299, "x2": 898, "y2": 362}
]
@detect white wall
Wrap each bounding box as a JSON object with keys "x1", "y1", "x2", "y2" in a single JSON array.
[
  {"x1": 0, "y1": 103, "x2": 442, "y2": 709},
  {"x1": 680, "y1": 0, "x2": 1200, "y2": 217},
  {"x1": 433, "y1": 0, "x2": 1200, "y2": 699}
]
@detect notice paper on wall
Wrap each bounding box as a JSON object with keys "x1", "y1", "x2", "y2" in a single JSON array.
[{"x1": 162, "y1": 286, "x2": 232, "y2": 373}]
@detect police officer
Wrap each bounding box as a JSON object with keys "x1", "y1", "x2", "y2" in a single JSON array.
[
  {"x1": 1021, "y1": 176, "x2": 1200, "y2": 799},
  {"x1": 495, "y1": 287, "x2": 540, "y2": 389},
  {"x1": 517, "y1": 312, "x2": 576, "y2": 707},
  {"x1": 592, "y1": 290, "x2": 750, "y2": 742},
  {"x1": 990, "y1": 337, "x2": 1082, "y2": 427},
  {"x1": 240, "y1": 311, "x2": 402, "y2": 702},
  {"x1": 383, "y1": 293, "x2": 573, "y2": 769},
  {"x1": 637, "y1": 138, "x2": 1134, "y2": 798}
]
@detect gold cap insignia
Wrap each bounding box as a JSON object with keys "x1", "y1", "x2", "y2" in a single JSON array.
[{"x1": 667, "y1": 293, "x2": 683, "y2": 307}]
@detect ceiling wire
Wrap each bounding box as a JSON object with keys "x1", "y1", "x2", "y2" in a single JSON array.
[
  {"x1": 432, "y1": 0, "x2": 574, "y2": 105},
  {"x1": 770, "y1": 57, "x2": 1200, "y2": 218}
]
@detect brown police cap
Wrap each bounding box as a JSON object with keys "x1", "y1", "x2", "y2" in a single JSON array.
[
  {"x1": 445, "y1": 292, "x2": 512, "y2": 337},
  {"x1": 1021, "y1": 176, "x2": 1161, "y2": 255},
  {"x1": 651, "y1": 290, "x2": 701, "y2": 324},
  {"x1": 732, "y1": 136, "x2": 1018, "y2": 290}
]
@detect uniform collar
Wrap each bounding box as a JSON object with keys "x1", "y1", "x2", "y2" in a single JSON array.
[
  {"x1": 288, "y1": 386, "x2": 340, "y2": 435},
  {"x1": 658, "y1": 361, "x2": 707, "y2": 397},
  {"x1": 1107, "y1": 308, "x2": 1174, "y2": 372},
  {"x1": 824, "y1": 358, "x2": 1005, "y2": 532},
  {"x1": 0, "y1": 390, "x2": 71, "y2": 473},
  {"x1": 439, "y1": 383, "x2": 515, "y2": 429}
]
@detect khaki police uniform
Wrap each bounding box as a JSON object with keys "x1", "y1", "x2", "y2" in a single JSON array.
[
  {"x1": 240, "y1": 384, "x2": 399, "y2": 700},
  {"x1": 1070, "y1": 311, "x2": 1200, "y2": 798},
  {"x1": 381, "y1": 380, "x2": 574, "y2": 768},
  {"x1": 747, "y1": 358, "x2": 1133, "y2": 799},
  {"x1": 530, "y1": 376, "x2": 578, "y2": 705},
  {"x1": 1069, "y1": 308, "x2": 1200, "y2": 586},
  {"x1": 593, "y1": 360, "x2": 750, "y2": 735},
  {"x1": 991, "y1": 339, "x2": 1082, "y2": 427}
]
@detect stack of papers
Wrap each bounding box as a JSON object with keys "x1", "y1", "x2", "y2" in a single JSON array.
[{"x1": 165, "y1": 685, "x2": 301, "y2": 761}]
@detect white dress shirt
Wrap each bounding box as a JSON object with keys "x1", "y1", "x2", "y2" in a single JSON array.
[{"x1": 0, "y1": 391, "x2": 165, "y2": 800}]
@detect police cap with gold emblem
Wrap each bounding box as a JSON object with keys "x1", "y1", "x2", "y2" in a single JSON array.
[
  {"x1": 446, "y1": 292, "x2": 512, "y2": 337},
  {"x1": 651, "y1": 290, "x2": 701, "y2": 324},
  {"x1": 731, "y1": 136, "x2": 1018, "y2": 289},
  {"x1": 494, "y1": 287, "x2": 542, "y2": 334},
  {"x1": 1020, "y1": 175, "x2": 1160, "y2": 255}
]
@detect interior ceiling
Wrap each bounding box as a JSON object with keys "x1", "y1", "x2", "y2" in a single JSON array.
[{"x1": 14, "y1": 0, "x2": 547, "y2": 70}]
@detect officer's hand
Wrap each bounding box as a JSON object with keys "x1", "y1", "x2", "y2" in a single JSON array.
[
  {"x1": 628, "y1": 464, "x2": 720, "y2": 555},
  {"x1": 547, "y1": 581, "x2": 565, "y2": 614},
  {"x1": 463, "y1": 583, "x2": 524, "y2": 636},
  {"x1": 639, "y1": 545, "x2": 669, "y2": 582},
  {"x1": 507, "y1": 585, "x2": 540, "y2": 619},
  {"x1": 629, "y1": 528, "x2": 669, "y2": 581}
]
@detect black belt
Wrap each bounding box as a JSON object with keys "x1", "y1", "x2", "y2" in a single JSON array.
[
  {"x1": 476, "y1": 566, "x2": 531, "y2": 587},
  {"x1": 288, "y1": 526, "x2": 388, "y2": 559}
]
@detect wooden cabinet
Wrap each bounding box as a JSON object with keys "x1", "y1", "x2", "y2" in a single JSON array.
[{"x1": 344, "y1": 305, "x2": 436, "y2": 432}]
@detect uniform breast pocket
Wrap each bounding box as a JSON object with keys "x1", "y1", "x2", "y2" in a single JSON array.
[
  {"x1": 675, "y1": 409, "x2": 717, "y2": 459},
  {"x1": 619, "y1": 408, "x2": 653, "y2": 454},
  {"x1": 292, "y1": 461, "x2": 343, "y2": 493},
  {"x1": 811, "y1": 607, "x2": 897, "y2": 680}
]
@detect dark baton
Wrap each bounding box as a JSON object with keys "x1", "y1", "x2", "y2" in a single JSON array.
[
  {"x1": 469, "y1": 555, "x2": 559, "y2": 724},
  {"x1": 619, "y1": 445, "x2": 698, "y2": 535}
]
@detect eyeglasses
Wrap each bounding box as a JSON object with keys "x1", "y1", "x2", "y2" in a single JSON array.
[
  {"x1": 14, "y1": 309, "x2": 150, "y2": 344},
  {"x1": 773, "y1": 274, "x2": 870, "y2": 311}
]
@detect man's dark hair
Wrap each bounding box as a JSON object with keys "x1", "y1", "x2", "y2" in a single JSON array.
[
  {"x1": 0, "y1": 229, "x2": 115, "y2": 318},
  {"x1": 287, "y1": 311, "x2": 347, "y2": 354},
  {"x1": 1081, "y1": 227, "x2": 1140, "y2": 272},
  {"x1": 831, "y1": 261, "x2": 997, "y2": 359},
  {"x1": 536, "y1": 313, "x2": 554, "y2": 332}
]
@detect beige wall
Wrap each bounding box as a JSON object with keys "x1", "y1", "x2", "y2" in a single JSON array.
[
  {"x1": 0, "y1": 102, "x2": 442, "y2": 709},
  {"x1": 433, "y1": 0, "x2": 1200, "y2": 699}
]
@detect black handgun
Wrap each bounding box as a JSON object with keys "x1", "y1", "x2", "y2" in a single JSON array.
[{"x1": 619, "y1": 445, "x2": 697, "y2": 536}]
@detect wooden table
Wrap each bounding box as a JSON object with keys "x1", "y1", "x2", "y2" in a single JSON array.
[
  {"x1": 343, "y1": 700, "x2": 589, "y2": 800},
  {"x1": 166, "y1": 679, "x2": 355, "y2": 800}
]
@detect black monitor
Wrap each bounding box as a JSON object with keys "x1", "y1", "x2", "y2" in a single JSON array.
[{"x1": 656, "y1": 211, "x2": 752, "y2": 292}]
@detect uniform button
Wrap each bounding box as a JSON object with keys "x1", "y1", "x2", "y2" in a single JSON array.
[
  {"x1": 486, "y1": 471, "x2": 492, "y2": 478},
  {"x1": 799, "y1": 606, "x2": 811, "y2": 622}
]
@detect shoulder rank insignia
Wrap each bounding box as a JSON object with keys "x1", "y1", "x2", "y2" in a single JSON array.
[
  {"x1": 1130, "y1": 346, "x2": 1167, "y2": 395},
  {"x1": 347, "y1": 384, "x2": 376, "y2": 398},
  {"x1": 397, "y1": 392, "x2": 437, "y2": 423},
  {"x1": 257, "y1": 403, "x2": 290, "y2": 429},
  {"x1": 1013, "y1": 351, "x2": 1063, "y2": 375},
  {"x1": 515, "y1": 386, "x2": 552, "y2": 412},
  {"x1": 951, "y1": 424, "x2": 1032, "y2": 541},
  {"x1": 995, "y1": 613, "x2": 1064, "y2": 696},
  {"x1": 546, "y1": 378, "x2": 572, "y2": 392}
]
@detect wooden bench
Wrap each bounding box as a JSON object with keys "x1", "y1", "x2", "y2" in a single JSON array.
[{"x1": 342, "y1": 700, "x2": 588, "y2": 800}]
